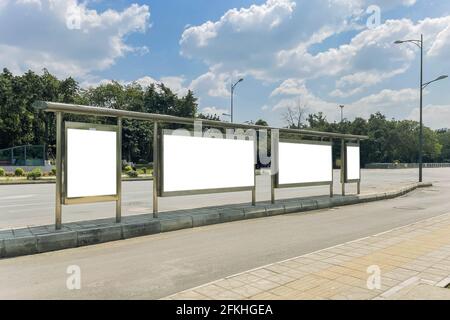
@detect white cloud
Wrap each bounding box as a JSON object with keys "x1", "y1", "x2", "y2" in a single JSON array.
[
  {"x1": 270, "y1": 78, "x2": 421, "y2": 124},
  {"x1": 0, "y1": 0, "x2": 150, "y2": 78},
  {"x1": 201, "y1": 106, "x2": 229, "y2": 118},
  {"x1": 408, "y1": 104, "x2": 450, "y2": 130},
  {"x1": 180, "y1": 0, "x2": 419, "y2": 82},
  {"x1": 189, "y1": 71, "x2": 231, "y2": 98},
  {"x1": 181, "y1": 1, "x2": 450, "y2": 114},
  {"x1": 331, "y1": 67, "x2": 409, "y2": 98},
  {"x1": 270, "y1": 78, "x2": 308, "y2": 97},
  {"x1": 132, "y1": 76, "x2": 159, "y2": 88}
]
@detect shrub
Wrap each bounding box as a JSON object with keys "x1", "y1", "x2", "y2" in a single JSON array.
[
  {"x1": 0, "y1": 168, "x2": 4, "y2": 176},
  {"x1": 27, "y1": 168, "x2": 43, "y2": 180},
  {"x1": 51, "y1": 167, "x2": 56, "y2": 176},
  {"x1": 124, "y1": 165, "x2": 133, "y2": 172},
  {"x1": 126, "y1": 170, "x2": 138, "y2": 178},
  {"x1": 14, "y1": 168, "x2": 25, "y2": 176}
]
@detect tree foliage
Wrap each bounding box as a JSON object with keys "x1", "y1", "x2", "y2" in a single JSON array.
[
  {"x1": 0, "y1": 69, "x2": 198, "y2": 163},
  {"x1": 286, "y1": 111, "x2": 445, "y2": 165}
]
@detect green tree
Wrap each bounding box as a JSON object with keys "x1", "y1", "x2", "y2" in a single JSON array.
[{"x1": 255, "y1": 119, "x2": 269, "y2": 126}]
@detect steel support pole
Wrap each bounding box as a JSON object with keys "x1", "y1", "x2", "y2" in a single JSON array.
[
  {"x1": 270, "y1": 129, "x2": 279, "y2": 204},
  {"x1": 116, "y1": 117, "x2": 122, "y2": 223},
  {"x1": 43, "y1": 143, "x2": 46, "y2": 166},
  {"x1": 55, "y1": 112, "x2": 63, "y2": 230},
  {"x1": 419, "y1": 34, "x2": 423, "y2": 183},
  {"x1": 357, "y1": 139, "x2": 361, "y2": 195},
  {"x1": 341, "y1": 139, "x2": 346, "y2": 197},
  {"x1": 153, "y1": 121, "x2": 159, "y2": 218},
  {"x1": 252, "y1": 174, "x2": 256, "y2": 206},
  {"x1": 330, "y1": 138, "x2": 334, "y2": 198},
  {"x1": 231, "y1": 85, "x2": 234, "y2": 123},
  {"x1": 269, "y1": 175, "x2": 274, "y2": 204}
]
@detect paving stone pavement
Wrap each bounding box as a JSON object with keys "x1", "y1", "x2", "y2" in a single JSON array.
[{"x1": 164, "y1": 212, "x2": 450, "y2": 300}]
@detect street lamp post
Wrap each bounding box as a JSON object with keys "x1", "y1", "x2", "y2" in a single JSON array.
[
  {"x1": 394, "y1": 34, "x2": 447, "y2": 182},
  {"x1": 230, "y1": 78, "x2": 244, "y2": 123},
  {"x1": 339, "y1": 105, "x2": 344, "y2": 123}
]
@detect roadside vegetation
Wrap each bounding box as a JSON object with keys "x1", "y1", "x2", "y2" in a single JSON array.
[{"x1": 1, "y1": 68, "x2": 449, "y2": 170}]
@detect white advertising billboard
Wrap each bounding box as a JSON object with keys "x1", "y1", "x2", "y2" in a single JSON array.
[
  {"x1": 162, "y1": 133, "x2": 255, "y2": 194},
  {"x1": 346, "y1": 145, "x2": 360, "y2": 181},
  {"x1": 66, "y1": 127, "x2": 117, "y2": 199},
  {"x1": 278, "y1": 142, "x2": 332, "y2": 186}
]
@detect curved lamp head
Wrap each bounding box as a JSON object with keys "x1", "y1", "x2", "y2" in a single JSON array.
[{"x1": 436, "y1": 75, "x2": 448, "y2": 81}]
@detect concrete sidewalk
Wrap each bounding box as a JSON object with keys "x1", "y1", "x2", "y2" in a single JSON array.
[{"x1": 165, "y1": 211, "x2": 450, "y2": 300}]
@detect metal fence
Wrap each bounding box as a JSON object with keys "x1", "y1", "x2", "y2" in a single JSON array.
[
  {"x1": 0, "y1": 145, "x2": 46, "y2": 166},
  {"x1": 366, "y1": 163, "x2": 450, "y2": 169}
]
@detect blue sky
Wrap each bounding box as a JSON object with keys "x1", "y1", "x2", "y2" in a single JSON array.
[{"x1": 1, "y1": 0, "x2": 450, "y2": 128}]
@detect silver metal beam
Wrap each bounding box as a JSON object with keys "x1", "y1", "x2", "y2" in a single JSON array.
[
  {"x1": 116, "y1": 117, "x2": 122, "y2": 223},
  {"x1": 55, "y1": 112, "x2": 62, "y2": 230},
  {"x1": 341, "y1": 138, "x2": 346, "y2": 197},
  {"x1": 33, "y1": 101, "x2": 368, "y2": 141},
  {"x1": 153, "y1": 121, "x2": 159, "y2": 218}
]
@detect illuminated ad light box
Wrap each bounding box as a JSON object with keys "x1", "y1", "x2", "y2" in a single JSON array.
[
  {"x1": 345, "y1": 144, "x2": 361, "y2": 182},
  {"x1": 277, "y1": 141, "x2": 332, "y2": 187},
  {"x1": 64, "y1": 122, "x2": 118, "y2": 204},
  {"x1": 161, "y1": 131, "x2": 255, "y2": 196}
]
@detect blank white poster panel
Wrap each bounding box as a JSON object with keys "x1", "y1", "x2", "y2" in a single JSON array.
[
  {"x1": 163, "y1": 134, "x2": 254, "y2": 192},
  {"x1": 278, "y1": 142, "x2": 332, "y2": 185},
  {"x1": 67, "y1": 128, "x2": 117, "y2": 198},
  {"x1": 346, "y1": 145, "x2": 360, "y2": 181}
]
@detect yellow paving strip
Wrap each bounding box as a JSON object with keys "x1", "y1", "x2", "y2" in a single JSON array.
[{"x1": 164, "y1": 213, "x2": 450, "y2": 300}]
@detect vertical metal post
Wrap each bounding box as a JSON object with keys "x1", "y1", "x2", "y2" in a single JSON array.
[
  {"x1": 419, "y1": 34, "x2": 423, "y2": 183},
  {"x1": 153, "y1": 121, "x2": 159, "y2": 218},
  {"x1": 252, "y1": 130, "x2": 257, "y2": 206},
  {"x1": 116, "y1": 117, "x2": 122, "y2": 223},
  {"x1": 252, "y1": 174, "x2": 256, "y2": 206},
  {"x1": 55, "y1": 112, "x2": 63, "y2": 230},
  {"x1": 330, "y1": 138, "x2": 334, "y2": 198},
  {"x1": 270, "y1": 129, "x2": 279, "y2": 204},
  {"x1": 357, "y1": 139, "x2": 361, "y2": 195},
  {"x1": 231, "y1": 84, "x2": 234, "y2": 123},
  {"x1": 341, "y1": 138, "x2": 346, "y2": 197},
  {"x1": 270, "y1": 175, "x2": 275, "y2": 204},
  {"x1": 43, "y1": 143, "x2": 46, "y2": 166}
]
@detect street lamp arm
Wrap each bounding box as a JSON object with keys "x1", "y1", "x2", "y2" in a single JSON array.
[
  {"x1": 230, "y1": 78, "x2": 244, "y2": 123},
  {"x1": 422, "y1": 75, "x2": 448, "y2": 89},
  {"x1": 231, "y1": 78, "x2": 244, "y2": 90},
  {"x1": 394, "y1": 39, "x2": 422, "y2": 49}
]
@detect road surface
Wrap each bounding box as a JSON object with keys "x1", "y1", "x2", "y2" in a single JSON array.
[
  {"x1": 0, "y1": 168, "x2": 442, "y2": 229},
  {"x1": 0, "y1": 168, "x2": 449, "y2": 299}
]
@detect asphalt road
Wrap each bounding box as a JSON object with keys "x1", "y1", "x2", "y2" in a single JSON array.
[
  {"x1": 0, "y1": 168, "x2": 449, "y2": 299},
  {"x1": 0, "y1": 168, "x2": 436, "y2": 229}
]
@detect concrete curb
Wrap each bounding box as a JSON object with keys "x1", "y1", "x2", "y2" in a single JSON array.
[{"x1": 0, "y1": 182, "x2": 432, "y2": 259}]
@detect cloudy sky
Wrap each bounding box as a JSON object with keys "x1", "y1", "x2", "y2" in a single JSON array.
[{"x1": 1, "y1": 0, "x2": 450, "y2": 128}]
